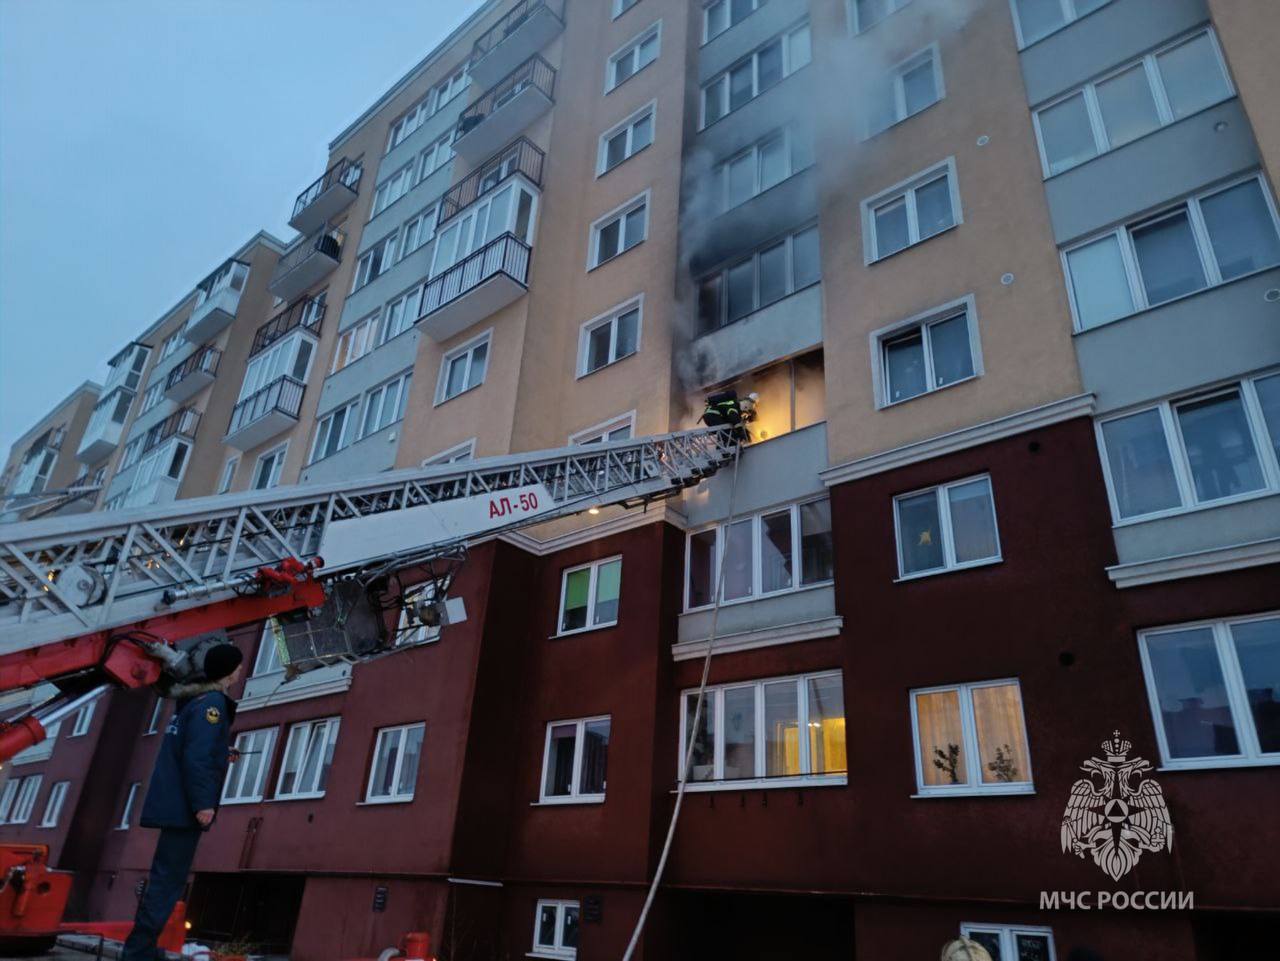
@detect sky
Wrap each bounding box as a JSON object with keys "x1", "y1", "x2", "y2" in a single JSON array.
[{"x1": 0, "y1": 0, "x2": 483, "y2": 455}]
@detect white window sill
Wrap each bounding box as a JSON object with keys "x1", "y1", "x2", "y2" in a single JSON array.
[
  {"x1": 1111, "y1": 487, "x2": 1279, "y2": 529},
  {"x1": 867, "y1": 222, "x2": 959, "y2": 266},
  {"x1": 683, "y1": 579, "x2": 835, "y2": 616},
  {"x1": 270, "y1": 792, "x2": 328, "y2": 803},
  {"x1": 1157, "y1": 757, "x2": 1280, "y2": 773},
  {"x1": 588, "y1": 238, "x2": 646, "y2": 273},
  {"x1": 550, "y1": 621, "x2": 619, "y2": 640},
  {"x1": 219, "y1": 796, "x2": 266, "y2": 806},
  {"x1": 357, "y1": 796, "x2": 416, "y2": 806},
  {"x1": 911, "y1": 785, "x2": 1036, "y2": 799},
  {"x1": 894, "y1": 556, "x2": 1002, "y2": 583},
  {"x1": 527, "y1": 952, "x2": 575, "y2": 961},
  {"x1": 674, "y1": 774, "x2": 846, "y2": 793},
  {"x1": 531, "y1": 796, "x2": 606, "y2": 807},
  {"x1": 877, "y1": 371, "x2": 980, "y2": 412}
]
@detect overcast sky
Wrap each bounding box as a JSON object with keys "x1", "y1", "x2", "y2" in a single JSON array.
[{"x1": 0, "y1": 0, "x2": 482, "y2": 455}]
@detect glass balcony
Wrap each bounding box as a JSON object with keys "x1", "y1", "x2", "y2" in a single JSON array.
[
  {"x1": 291, "y1": 157, "x2": 362, "y2": 234},
  {"x1": 164, "y1": 345, "x2": 221, "y2": 403},
  {"x1": 225, "y1": 376, "x2": 306, "y2": 451},
  {"x1": 142, "y1": 407, "x2": 201, "y2": 455},
  {"x1": 437, "y1": 137, "x2": 544, "y2": 226},
  {"x1": 269, "y1": 225, "x2": 345, "y2": 302},
  {"x1": 77, "y1": 387, "x2": 134, "y2": 463},
  {"x1": 186, "y1": 259, "x2": 250, "y2": 343},
  {"x1": 453, "y1": 54, "x2": 556, "y2": 162},
  {"x1": 469, "y1": 0, "x2": 565, "y2": 89}
]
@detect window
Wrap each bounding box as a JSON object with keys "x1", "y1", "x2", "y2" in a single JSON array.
[
  {"x1": 590, "y1": 193, "x2": 648, "y2": 268},
  {"x1": 698, "y1": 225, "x2": 820, "y2": 331},
  {"x1": 598, "y1": 103, "x2": 655, "y2": 175},
  {"x1": 418, "y1": 133, "x2": 454, "y2": 183},
  {"x1": 0, "y1": 780, "x2": 17, "y2": 823},
  {"x1": 962, "y1": 924, "x2": 1056, "y2": 960},
  {"x1": 680, "y1": 671, "x2": 846, "y2": 787},
  {"x1": 145, "y1": 697, "x2": 165, "y2": 735},
  {"x1": 238, "y1": 331, "x2": 315, "y2": 400},
  {"x1": 222, "y1": 728, "x2": 278, "y2": 803},
  {"x1": 716, "y1": 129, "x2": 812, "y2": 213},
  {"x1": 876, "y1": 300, "x2": 979, "y2": 406},
  {"x1": 331, "y1": 313, "x2": 382, "y2": 374},
  {"x1": 851, "y1": 0, "x2": 911, "y2": 33},
  {"x1": 863, "y1": 159, "x2": 960, "y2": 262},
  {"x1": 381, "y1": 280, "x2": 424, "y2": 344},
  {"x1": 216, "y1": 456, "x2": 238, "y2": 494},
  {"x1": 540, "y1": 717, "x2": 610, "y2": 802},
  {"x1": 704, "y1": 0, "x2": 764, "y2": 43},
  {"x1": 436, "y1": 332, "x2": 490, "y2": 403},
  {"x1": 607, "y1": 23, "x2": 660, "y2": 92},
  {"x1": 532, "y1": 900, "x2": 579, "y2": 960},
  {"x1": 69, "y1": 700, "x2": 96, "y2": 737},
  {"x1": 40, "y1": 781, "x2": 69, "y2": 828},
  {"x1": 366, "y1": 723, "x2": 425, "y2": 803},
  {"x1": 371, "y1": 165, "x2": 414, "y2": 218},
  {"x1": 685, "y1": 498, "x2": 833, "y2": 609},
  {"x1": 1097, "y1": 372, "x2": 1280, "y2": 521},
  {"x1": 613, "y1": 0, "x2": 641, "y2": 17},
  {"x1": 120, "y1": 438, "x2": 143, "y2": 471},
  {"x1": 430, "y1": 180, "x2": 539, "y2": 276},
  {"x1": 1139, "y1": 613, "x2": 1280, "y2": 769},
  {"x1": 1, "y1": 776, "x2": 42, "y2": 824},
  {"x1": 252, "y1": 444, "x2": 288, "y2": 491},
  {"x1": 1034, "y1": 31, "x2": 1232, "y2": 178},
  {"x1": 1012, "y1": 0, "x2": 1111, "y2": 46},
  {"x1": 911, "y1": 680, "x2": 1033, "y2": 795},
  {"x1": 254, "y1": 620, "x2": 285, "y2": 676},
  {"x1": 579, "y1": 299, "x2": 640, "y2": 376},
  {"x1": 309, "y1": 402, "x2": 359, "y2": 463},
  {"x1": 140, "y1": 383, "x2": 164, "y2": 415},
  {"x1": 159, "y1": 327, "x2": 186, "y2": 361},
  {"x1": 397, "y1": 581, "x2": 443, "y2": 646},
  {"x1": 558, "y1": 557, "x2": 622, "y2": 634},
  {"x1": 700, "y1": 23, "x2": 811, "y2": 127},
  {"x1": 570, "y1": 413, "x2": 634, "y2": 446},
  {"x1": 868, "y1": 46, "x2": 941, "y2": 135},
  {"x1": 351, "y1": 234, "x2": 398, "y2": 291},
  {"x1": 360, "y1": 371, "x2": 413, "y2": 438},
  {"x1": 275, "y1": 717, "x2": 341, "y2": 799},
  {"x1": 399, "y1": 205, "x2": 438, "y2": 261},
  {"x1": 423, "y1": 439, "x2": 476, "y2": 467},
  {"x1": 894, "y1": 475, "x2": 1000, "y2": 578},
  {"x1": 1063, "y1": 175, "x2": 1280, "y2": 330},
  {"x1": 430, "y1": 65, "x2": 469, "y2": 116},
  {"x1": 117, "y1": 781, "x2": 141, "y2": 829}
]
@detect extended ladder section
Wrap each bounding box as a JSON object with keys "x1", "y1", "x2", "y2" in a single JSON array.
[{"x1": 0, "y1": 428, "x2": 736, "y2": 657}]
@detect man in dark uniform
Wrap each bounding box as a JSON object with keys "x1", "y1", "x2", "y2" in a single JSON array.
[{"x1": 122, "y1": 643, "x2": 244, "y2": 961}]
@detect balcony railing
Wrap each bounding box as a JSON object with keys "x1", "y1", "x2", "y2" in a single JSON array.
[
  {"x1": 472, "y1": 0, "x2": 565, "y2": 61},
  {"x1": 418, "y1": 233, "x2": 531, "y2": 341},
  {"x1": 227, "y1": 376, "x2": 305, "y2": 438},
  {"x1": 165, "y1": 345, "x2": 221, "y2": 390},
  {"x1": 438, "y1": 137, "x2": 545, "y2": 226},
  {"x1": 293, "y1": 157, "x2": 362, "y2": 220},
  {"x1": 455, "y1": 54, "x2": 556, "y2": 142},
  {"x1": 291, "y1": 158, "x2": 363, "y2": 233},
  {"x1": 251, "y1": 296, "x2": 326, "y2": 357},
  {"x1": 269, "y1": 225, "x2": 345, "y2": 301},
  {"x1": 143, "y1": 407, "x2": 201, "y2": 454}
]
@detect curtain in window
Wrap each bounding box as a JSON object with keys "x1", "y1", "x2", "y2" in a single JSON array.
[{"x1": 916, "y1": 689, "x2": 967, "y2": 786}]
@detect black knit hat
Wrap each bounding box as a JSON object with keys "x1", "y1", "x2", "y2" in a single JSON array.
[{"x1": 203, "y1": 643, "x2": 244, "y2": 682}]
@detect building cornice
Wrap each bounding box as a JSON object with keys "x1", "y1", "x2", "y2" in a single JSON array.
[
  {"x1": 671, "y1": 615, "x2": 844, "y2": 661},
  {"x1": 499, "y1": 503, "x2": 685, "y2": 556},
  {"x1": 820, "y1": 393, "x2": 1096, "y2": 487},
  {"x1": 1106, "y1": 537, "x2": 1280, "y2": 589},
  {"x1": 7, "y1": 380, "x2": 103, "y2": 451}
]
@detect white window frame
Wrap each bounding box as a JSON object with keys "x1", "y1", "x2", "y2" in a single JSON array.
[
  {"x1": 371, "y1": 165, "x2": 414, "y2": 219},
  {"x1": 365, "y1": 722, "x2": 426, "y2": 804},
  {"x1": 119, "y1": 438, "x2": 143, "y2": 471},
  {"x1": 117, "y1": 781, "x2": 140, "y2": 829},
  {"x1": 140, "y1": 383, "x2": 165, "y2": 415},
  {"x1": 254, "y1": 620, "x2": 285, "y2": 677},
  {"x1": 2, "y1": 775, "x2": 42, "y2": 825},
  {"x1": 309, "y1": 401, "x2": 359, "y2": 464},
  {"x1": 252, "y1": 442, "x2": 289, "y2": 491},
  {"x1": 715, "y1": 128, "x2": 808, "y2": 213},
  {"x1": 683, "y1": 497, "x2": 834, "y2": 612},
  {"x1": 870, "y1": 296, "x2": 982, "y2": 408},
  {"x1": 398, "y1": 204, "x2": 438, "y2": 261},
  {"x1": 532, "y1": 900, "x2": 580, "y2": 959},
  {"x1": 909, "y1": 679, "x2": 1035, "y2": 797},
  {"x1": 397, "y1": 581, "x2": 443, "y2": 647},
  {"x1": 423, "y1": 439, "x2": 476, "y2": 467},
  {"x1": 605, "y1": 22, "x2": 662, "y2": 94},
  {"x1": 216, "y1": 456, "x2": 238, "y2": 494},
  {"x1": 892, "y1": 474, "x2": 1001, "y2": 580},
  {"x1": 40, "y1": 781, "x2": 69, "y2": 828},
  {"x1": 331, "y1": 313, "x2": 383, "y2": 374},
  {"x1": 556, "y1": 556, "x2": 623, "y2": 636},
  {"x1": 0, "y1": 780, "x2": 18, "y2": 823},
  {"x1": 961, "y1": 923, "x2": 1057, "y2": 960},
  {"x1": 1094, "y1": 370, "x2": 1280, "y2": 524},
  {"x1": 597, "y1": 101, "x2": 656, "y2": 176},
  {"x1": 351, "y1": 234, "x2": 398, "y2": 291},
  {"x1": 275, "y1": 717, "x2": 341, "y2": 800},
  {"x1": 359, "y1": 370, "x2": 413, "y2": 439},
  {"x1": 699, "y1": 22, "x2": 812, "y2": 129},
  {"x1": 221, "y1": 727, "x2": 279, "y2": 804},
  {"x1": 867, "y1": 43, "x2": 943, "y2": 136},
  {"x1": 435, "y1": 330, "x2": 492, "y2": 404},
  {"x1": 145, "y1": 697, "x2": 165, "y2": 736},
  {"x1": 69, "y1": 700, "x2": 96, "y2": 737},
  {"x1": 678, "y1": 670, "x2": 847, "y2": 791},
  {"x1": 849, "y1": 0, "x2": 912, "y2": 34},
  {"x1": 577, "y1": 296, "x2": 643, "y2": 378},
  {"x1": 588, "y1": 191, "x2": 650, "y2": 270},
  {"x1": 613, "y1": 0, "x2": 641, "y2": 18},
  {"x1": 539, "y1": 715, "x2": 611, "y2": 804},
  {"x1": 1010, "y1": 0, "x2": 1114, "y2": 49},
  {"x1": 569, "y1": 411, "x2": 636, "y2": 446},
  {"x1": 703, "y1": 0, "x2": 764, "y2": 44},
  {"x1": 697, "y1": 224, "x2": 821, "y2": 331},
  {"x1": 417, "y1": 133, "x2": 454, "y2": 184},
  {"x1": 862, "y1": 157, "x2": 962, "y2": 263},
  {"x1": 1138, "y1": 611, "x2": 1280, "y2": 770},
  {"x1": 1061, "y1": 173, "x2": 1280, "y2": 332}
]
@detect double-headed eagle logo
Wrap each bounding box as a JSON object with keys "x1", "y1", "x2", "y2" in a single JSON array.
[{"x1": 1061, "y1": 732, "x2": 1173, "y2": 881}]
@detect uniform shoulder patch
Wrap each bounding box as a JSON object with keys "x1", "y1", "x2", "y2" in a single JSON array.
[{"x1": 205, "y1": 705, "x2": 221, "y2": 724}]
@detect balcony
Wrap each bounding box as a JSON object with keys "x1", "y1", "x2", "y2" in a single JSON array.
[
  {"x1": 291, "y1": 157, "x2": 363, "y2": 235},
  {"x1": 438, "y1": 137, "x2": 544, "y2": 226},
  {"x1": 164, "y1": 345, "x2": 221, "y2": 403},
  {"x1": 225, "y1": 376, "x2": 305, "y2": 451},
  {"x1": 453, "y1": 55, "x2": 555, "y2": 163},
  {"x1": 185, "y1": 259, "x2": 250, "y2": 343},
  {"x1": 251, "y1": 296, "x2": 325, "y2": 357},
  {"x1": 77, "y1": 387, "x2": 133, "y2": 463},
  {"x1": 418, "y1": 232, "x2": 530, "y2": 341},
  {"x1": 469, "y1": 0, "x2": 565, "y2": 89},
  {"x1": 143, "y1": 406, "x2": 201, "y2": 454},
  {"x1": 269, "y1": 225, "x2": 344, "y2": 302}
]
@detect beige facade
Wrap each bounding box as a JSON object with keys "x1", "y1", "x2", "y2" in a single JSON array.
[{"x1": 0, "y1": 382, "x2": 100, "y2": 518}]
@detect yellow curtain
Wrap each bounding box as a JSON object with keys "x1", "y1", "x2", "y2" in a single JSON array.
[
  {"x1": 973, "y1": 683, "x2": 1029, "y2": 784},
  {"x1": 810, "y1": 717, "x2": 847, "y2": 773},
  {"x1": 916, "y1": 690, "x2": 966, "y2": 786}
]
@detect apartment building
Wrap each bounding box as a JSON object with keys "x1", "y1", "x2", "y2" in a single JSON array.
[
  {"x1": 0, "y1": 381, "x2": 100, "y2": 520},
  {"x1": 1, "y1": 0, "x2": 1278, "y2": 958}
]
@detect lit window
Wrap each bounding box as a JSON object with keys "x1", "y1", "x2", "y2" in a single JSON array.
[
  {"x1": 704, "y1": 0, "x2": 763, "y2": 43},
  {"x1": 962, "y1": 924, "x2": 1056, "y2": 960},
  {"x1": 222, "y1": 728, "x2": 278, "y2": 803},
  {"x1": 607, "y1": 23, "x2": 660, "y2": 92},
  {"x1": 437, "y1": 332, "x2": 490, "y2": 403},
  {"x1": 579, "y1": 300, "x2": 640, "y2": 376},
  {"x1": 252, "y1": 444, "x2": 288, "y2": 491},
  {"x1": 590, "y1": 194, "x2": 648, "y2": 268},
  {"x1": 40, "y1": 781, "x2": 70, "y2": 828},
  {"x1": 850, "y1": 0, "x2": 911, "y2": 33},
  {"x1": 598, "y1": 103, "x2": 655, "y2": 175},
  {"x1": 894, "y1": 475, "x2": 1000, "y2": 578},
  {"x1": 698, "y1": 226, "x2": 820, "y2": 331},
  {"x1": 876, "y1": 301, "x2": 979, "y2": 406},
  {"x1": 680, "y1": 671, "x2": 846, "y2": 787},
  {"x1": 275, "y1": 717, "x2": 341, "y2": 799},
  {"x1": 360, "y1": 371, "x2": 413, "y2": 438},
  {"x1": 117, "y1": 781, "x2": 141, "y2": 829},
  {"x1": 532, "y1": 900, "x2": 579, "y2": 960},
  {"x1": 366, "y1": 723, "x2": 426, "y2": 803},
  {"x1": 863, "y1": 159, "x2": 960, "y2": 261},
  {"x1": 911, "y1": 680, "x2": 1033, "y2": 795},
  {"x1": 558, "y1": 557, "x2": 622, "y2": 634},
  {"x1": 700, "y1": 22, "x2": 810, "y2": 127},
  {"x1": 541, "y1": 717, "x2": 610, "y2": 802}
]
